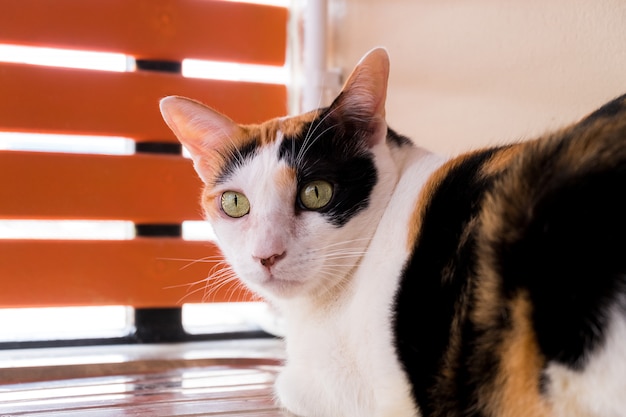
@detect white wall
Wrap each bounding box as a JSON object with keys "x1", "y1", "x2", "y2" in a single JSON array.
[{"x1": 329, "y1": 0, "x2": 626, "y2": 155}]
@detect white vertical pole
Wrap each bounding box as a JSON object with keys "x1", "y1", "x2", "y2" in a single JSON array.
[{"x1": 302, "y1": 0, "x2": 327, "y2": 112}]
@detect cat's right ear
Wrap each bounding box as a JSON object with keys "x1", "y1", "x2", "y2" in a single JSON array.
[
  {"x1": 328, "y1": 47, "x2": 390, "y2": 147},
  {"x1": 159, "y1": 96, "x2": 241, "y2": 182}
]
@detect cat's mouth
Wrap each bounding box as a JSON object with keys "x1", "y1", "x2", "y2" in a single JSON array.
[{"x1": 258, "y1": 274, "x2": 304, "y2": 298}]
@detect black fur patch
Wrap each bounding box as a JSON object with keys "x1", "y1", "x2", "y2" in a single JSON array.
[
  {"x1": 278, "y1": 112, "x2": 378, "y2": 227},
  {"x1": 394, "y1": 148, "x2": 502, "y2": 416},
  {"x1": 495, "y1": 133, "x2": 626, "y2": 369},
  {"x1": 387, "y1": 127, "x2": 413, "y2": 147}
]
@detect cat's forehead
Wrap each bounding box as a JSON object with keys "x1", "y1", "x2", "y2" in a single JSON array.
[
  {"x1": 210, "y1": 110, "x2": 320, "y2": 185},
  {"x1": 243, "y1": 109, "x2": 320, "y2": 143},
  {"x1": 275, "y1": 110, "x2": 321, "y2": 137}
]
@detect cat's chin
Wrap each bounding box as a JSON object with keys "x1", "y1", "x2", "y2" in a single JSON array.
[{"x1": 252, "y1": 274, "x2": 308, "y2": 300}]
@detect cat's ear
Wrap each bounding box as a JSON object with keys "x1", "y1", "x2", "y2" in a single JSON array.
[
  {"x1": 159, "y1": 96, "x2": 241, "y2": 182},
  {"x1": 330, "y1": 47, "x2": 390, "y2": 145}
]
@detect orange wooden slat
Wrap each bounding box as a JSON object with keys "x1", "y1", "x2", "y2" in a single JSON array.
[
  {"x1": 0, "y1": 151, "x2": 205, "y2": 222},
  {"x1": 0, "y1": 0, "x2": 287, "y2": 65},
  {"x1": 0, "y1": 239, "x2": 252, "y2": 308},
  {"x1": 0, "y1": 63, "x2": 288, "y2": 141}
]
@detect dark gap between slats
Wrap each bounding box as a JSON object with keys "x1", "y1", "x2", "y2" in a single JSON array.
[
  {"x1": 135, "y1": 141, "x2": 182, "y2": 154},
  {"x1": 135, "y1": 59, "x2": 182, "y2": 74},
  {"x1": 133, "y1": 58, "x2": 186, "y2": 343},
  {"x1": 134, "y1": 308, "x2": 186, "y2": 343}
]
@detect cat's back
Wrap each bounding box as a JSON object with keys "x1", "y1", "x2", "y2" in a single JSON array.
[{"x1": 394, "y1": 93, "x2": 626, "y2": 417}]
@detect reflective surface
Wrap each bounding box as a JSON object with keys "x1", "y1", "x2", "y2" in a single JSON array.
[{"x1": 0, "y1": 339, "x2": 289, "y2": 416}]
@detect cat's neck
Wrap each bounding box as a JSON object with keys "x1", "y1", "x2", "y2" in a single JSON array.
[{"x1": 392, "y1": 142, "x2": 445, "y2": 177}]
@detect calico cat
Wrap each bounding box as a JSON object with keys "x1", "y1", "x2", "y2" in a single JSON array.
[{"x1": 159, "y1": 48, "x2": 626, "y2": 417}]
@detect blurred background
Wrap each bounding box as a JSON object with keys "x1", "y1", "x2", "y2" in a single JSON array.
[{"x1": 329, "y1": 0, "x2": 626, "y2": 155}]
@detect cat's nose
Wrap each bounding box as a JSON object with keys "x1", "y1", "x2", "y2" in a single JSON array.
[{"x1": 256, "y1": 251, "x2": 286, "y2": 268}]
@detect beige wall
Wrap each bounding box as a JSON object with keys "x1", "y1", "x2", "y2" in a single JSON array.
[{"x1": 329, "y1": 0, "x2": 626, "y2": 155}]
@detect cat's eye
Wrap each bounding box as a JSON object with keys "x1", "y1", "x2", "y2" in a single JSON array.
[
  {"x1": 221, "y1": 191, "x2": 250, "y2": 218},
  {"x1": 300, "y1": 180, "x2": 333, "y2": 210}
]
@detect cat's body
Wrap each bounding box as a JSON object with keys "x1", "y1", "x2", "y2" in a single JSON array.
[{"x1": 160, "y1": 48, "x2": 626, "y2": 416}]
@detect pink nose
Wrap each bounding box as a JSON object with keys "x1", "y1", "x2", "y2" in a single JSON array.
[{"x1": 257, "y1": 251, "x2": 286, "y2": 268}]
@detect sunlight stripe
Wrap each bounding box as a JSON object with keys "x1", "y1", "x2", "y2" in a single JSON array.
[
  {"x1": 183, "y1": 59, "x2": 288, "y2": 85},
  {"x1": 0, "y1": 220, "x2": 135, "y2": 240},
  {"x1": 182, "y1": 221, "x2": 217, "y2": 241},
  {"x1": 0, "y1": 132, "x2": 135, "y2": 155},
  {"x1": 0, "y1": 306, "x2": 132, "y2": 343},
  {"x1": 0, "y1": 44, "x2": 129, "y2": 72},
  {"x1": 222, "y1": 0, "x2": 289, "y2": 7}
]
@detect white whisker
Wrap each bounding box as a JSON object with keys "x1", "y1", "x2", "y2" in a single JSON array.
[
  {"x1": 158, "y1": 256, "x2": 224, "y2": 271},
  {"x1": 296, "y1": 101, "x2": 348, "y2": 164},
  {"x1": 296, "y1": 123, "x2": 341, "y2": 167}
]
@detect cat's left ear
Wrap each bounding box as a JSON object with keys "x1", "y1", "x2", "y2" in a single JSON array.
[
  {"x1": 159, "y1": 96, "x2": 242, "y2": 182},
  {"x1": 329, "y1": 47, "x2": 390, "y2": 146}
]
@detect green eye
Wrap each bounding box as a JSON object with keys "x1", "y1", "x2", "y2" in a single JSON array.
[
  {"x1": 300, "y1": 180, "x2": 333, "y2": 210},
  {"x1": 221, "y1": 191, "x2": 250, "y2": 218}
]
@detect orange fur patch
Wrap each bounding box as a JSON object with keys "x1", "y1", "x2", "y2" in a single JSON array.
[
  {"x1": 201, "y1": 188, "x2": 222, "y2": 220},
  {"x1": 479, "y1": 145, "x2": 523, "y2": 179},
  {"x1": 234, "y1": 109, "x2": 320, "y2": 149},
  {"x1": 278, "y1": 110, "x2": 321, "y2": 138},
  {"x1": 274, "y1": 165, "x2": 297, "y2": 191},
  {"x1": 488, "y1": 294, "x2": 551, "y2": 417},
  {"x1": 405, "y1": 167, "x2": 441, "y2": 252}
]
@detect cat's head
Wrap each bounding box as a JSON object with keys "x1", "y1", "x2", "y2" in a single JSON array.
[{"x1": 160, "y1": 48, "x2": 399, "y2": 302}]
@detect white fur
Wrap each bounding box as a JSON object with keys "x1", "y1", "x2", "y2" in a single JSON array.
[
  {"x1": 211, "y1": 124, "x2": 446, "y2": 416},
  {"x1": 545, "y1": 307, "x2": 626, "y2": 417}
]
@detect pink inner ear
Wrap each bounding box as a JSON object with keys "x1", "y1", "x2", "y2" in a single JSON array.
[
  {"x1": 160, "y1": 95, "x2": 244, "y2": 184},
  {"x1": 342, "y1": 48, "x2": 389, "y2": 120},
  {"x1": 330, "y1": 48, "x2": 390, "y2": 146},
  {"x1": 159, "y1": 96, "x2": 241, "y2": 160}
]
